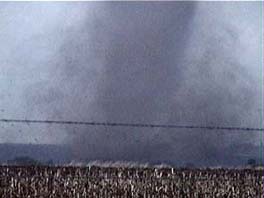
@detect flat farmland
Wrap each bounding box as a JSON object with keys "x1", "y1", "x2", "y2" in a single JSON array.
[{"x1": 0, "y1": 165, "x2": 263, "y2": 198}]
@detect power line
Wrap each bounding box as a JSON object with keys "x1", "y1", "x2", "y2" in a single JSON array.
[{"x1": 0, "y1": 118, "x2": 262, "y2": 131}]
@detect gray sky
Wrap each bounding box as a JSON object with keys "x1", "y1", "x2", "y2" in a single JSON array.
[{"x1": 0, "y1": 2, "x2": 262, "y2": 165}]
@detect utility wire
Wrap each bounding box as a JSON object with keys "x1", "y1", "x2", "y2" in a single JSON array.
[{"x1": 0, "y1": 118, "x2": 263, "y2": 131}]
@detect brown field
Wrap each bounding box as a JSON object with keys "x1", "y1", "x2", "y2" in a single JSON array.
[{"x1": 0, "y1": 165, "x2": 263, "y2": 198}]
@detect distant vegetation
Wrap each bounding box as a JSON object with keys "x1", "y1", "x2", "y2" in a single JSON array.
[
  {"x1": 247, "y1": 158, "x2": 256, "y2": 167},
  {"x1": 6, "y1": 156, "x2": 54, "y2": 166},
  {"x1": 7, "y1": 156, "x2": 42, "y2": 166}
]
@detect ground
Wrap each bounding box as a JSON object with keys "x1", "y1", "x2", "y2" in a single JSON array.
[{"x1": 0, "y1": 165, "x2": 263, "y2": 197}]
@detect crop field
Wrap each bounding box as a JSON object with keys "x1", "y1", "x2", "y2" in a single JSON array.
[{"x1": 0, "y1": 165, "x2": 263, "y2": 198}]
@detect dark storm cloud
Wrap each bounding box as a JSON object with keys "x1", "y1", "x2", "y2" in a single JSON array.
[
  {"x1": 58, "y1": 2, "x2": 261, "y2": 166},
  {"x1": 57, "y1": 2, "x2": 198, "y2": 164},
  {"x1": 0, "y1": 2, "x2": 262, "y2": 166}
]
